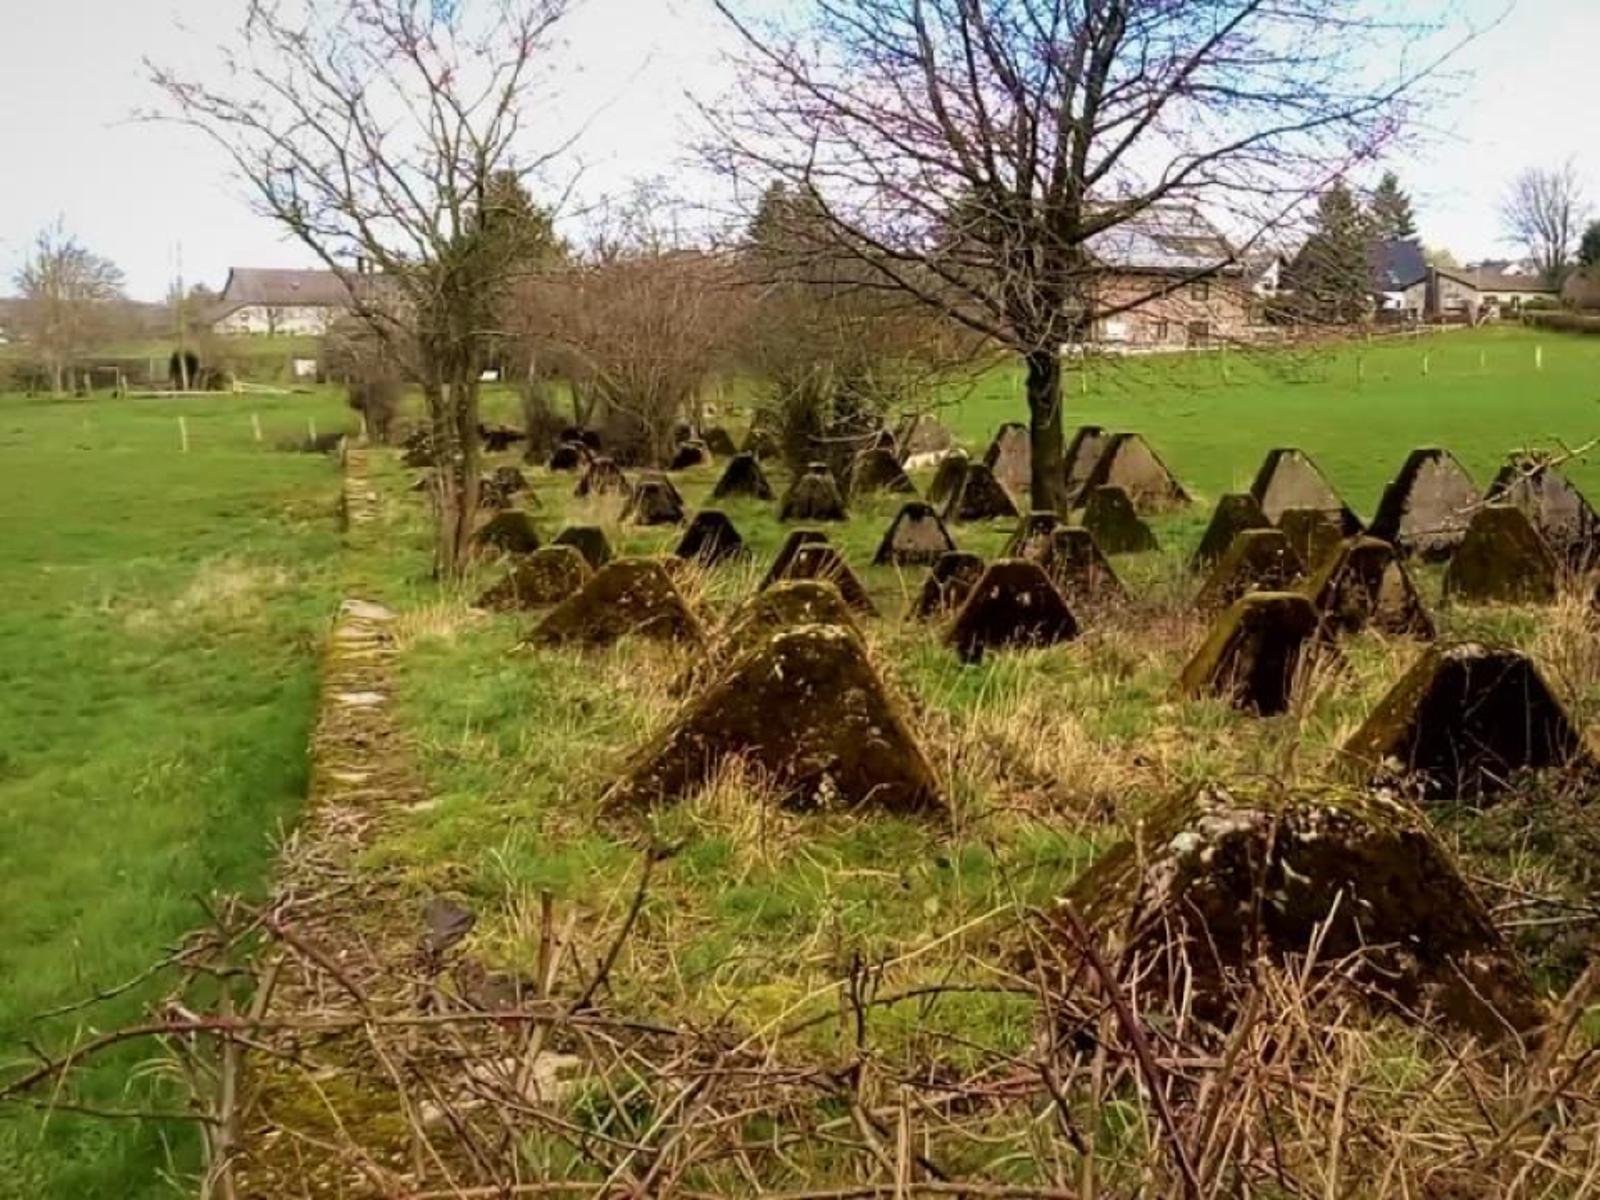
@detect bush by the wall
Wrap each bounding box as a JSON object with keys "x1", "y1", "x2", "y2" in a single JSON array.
[{"x1": 1522, "y1": 310, "x2": 1600, "y2": 335}]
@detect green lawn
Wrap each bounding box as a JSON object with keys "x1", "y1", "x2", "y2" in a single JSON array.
[
  {"x1": 3, "y1": 324, "x2": 1598, "y2": 1192},
  {"x1": 331, "y1": 327, "x2": 1600, "y2": 1149},
  {"x1": 945, "y1": 324, "x2": 1600, "y2": 508},
  {"x1": 0, "y1": 389, "x2": 345, "y2": 1197}
]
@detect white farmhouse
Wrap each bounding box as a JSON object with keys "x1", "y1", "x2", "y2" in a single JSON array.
[{"x1": 209, "y1": 268, "x2": 356, "y2": 335}]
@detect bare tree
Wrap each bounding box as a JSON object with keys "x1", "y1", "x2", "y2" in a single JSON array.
[
  {"x1": 12, "y1": 222, "x2": 126, "y2": 395},
  {"x1": 745, "y1": 185, "x2": 986, "y2": 473},
  {"x1": 1501, "y1": 163, "x2": 1588, "y2": 288},
  {"x1": 704, "y1": 1, "x2": 1454, "y2": 509},
  {"x1": 511, "y1": 189, "x2": 750, "y2": 465},
  {"x1": 150, "y1": 0, "x2": 571, "y2": 577}
]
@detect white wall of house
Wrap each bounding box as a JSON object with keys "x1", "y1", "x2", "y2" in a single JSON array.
[
  {"x1": 212, "y1": 304, "x2": 342, "y2": 336},
  {"x1": 1478, "y1": 289, "x2": 1555, "y2": 309}
]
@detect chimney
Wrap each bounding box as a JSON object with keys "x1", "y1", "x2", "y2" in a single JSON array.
[{"x1": 355, "y1": 255, "x2": 368, "y2": 276}]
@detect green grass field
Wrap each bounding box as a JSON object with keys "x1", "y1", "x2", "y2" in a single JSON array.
[
  {"x1": 945, "y1": 324, "x2": 1600, "y2": 508},
  {"x1": 0, "y1": 389, "x2": 344, "y2": 1197},
  {"x1": 337, "y1": 326, "x2": 1600, "y2": 1115},
  {"x1": 4, "y1": 324, "x2": 1600, "y2": 1193}
]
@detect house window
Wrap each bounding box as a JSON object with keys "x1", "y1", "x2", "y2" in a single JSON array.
[
  {"x1": 1154, "y1": 319, "x2": 1170, "y2": 342},
  {"x1": 1193, "y1": 282, "x2": 1210, "y2": 302},
  {"x1": 1186, "y1": 320, "x2": 1211, "y2": 345}
]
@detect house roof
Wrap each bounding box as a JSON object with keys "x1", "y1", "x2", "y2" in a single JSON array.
[
  {"x1": 1562, "y1": 269, "x2": 1600, "y2": 307},
  {"x1": 215, "y1": 267, "x2": 358, "y2": 315},
  {"x1": 1468, "y1": 266, "x2": 1557, "y2": 294},
  {"x1": 1367, "y1": 239, "x2": 1428, "y2": 292},
  {"x1": 1087, "y1": 205, "x2": 1240, "y2": 274}
]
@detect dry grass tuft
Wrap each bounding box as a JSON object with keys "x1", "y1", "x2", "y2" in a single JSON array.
[
  {"x1": 391, "y1": 594, "x2": 483, "y2": 647},
  {"x1": 123, "y1": 557, "x2": 291, "y2": 632}
]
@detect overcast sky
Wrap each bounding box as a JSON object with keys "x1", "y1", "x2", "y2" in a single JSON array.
[{"x1": 0, "y1": 0, "x2": 1593, "y2": 300}]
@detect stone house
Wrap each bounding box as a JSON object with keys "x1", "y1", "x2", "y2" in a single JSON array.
[
  {"x1": 209, "y1": 267, "x2": 359, "y2": 335},
  {"x1": 1368, "y1": 240, "x2": 1483, "y2": 321},
  {"x1": 1468, "y1": 260, "x2": 1559, "y2": 311},
  {"x1": 1083, "y1": 206, "x2": 1250, "y2": 349}
]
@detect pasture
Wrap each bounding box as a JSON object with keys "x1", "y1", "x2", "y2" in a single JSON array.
[
  {"x1": 0, "y1": 390, "x2": 343, "y2": 1196},
  {"x1": 949, "y1": 324, "x2": 1600, "y2": 505},
  {"x1": 4, "y1": 323, "x2": 1600, "y2": 1195}
]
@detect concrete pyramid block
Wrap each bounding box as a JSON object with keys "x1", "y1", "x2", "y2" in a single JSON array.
[
  {"x1": 946, "y1": 559, "x2": 1079, "y2": 663},
  {"x1": 625, "y1": 478, "x2": 685, "y2": 526},
  {"x1": 530, "y1": 557, "x2": 701, "y2": 647},
  {"x1": 874, "y1": 501, "x2": 957, "y2": 566},
  {"x1": 574, "y1": 456, "x2": 630, "y2": 498},
  {"x1": 1081, "y1": 485, "x2": 1157, "y2": 554},
  {"x1": 760, "y1": 529, "x2": 831, "y2": 589},
  {"x1": 1249, "y1": 447, "x2": 1360, "y2": 530},
  {"x1": 1195, "y1": 528, "x2": 1303, "y2": 609},
  {"x1": 701, "y1": 426, "x2": 738, "y2": 456},
  {"x1": 850, "y1": 447, "x2": 916, "y2": 497},
  {"x1": 552, "y1": 525, "x2": 612, "y2": 570},
  {"x1": 674, "y1": 510, "x2": 748, "y2": 565},
  {"x1": 547, "y1": 441, "x2": 588, "y2": 471},
  {"x1": 942, "y1": 462, "x2": 1019, "y2": 523},
  {"x1": 1443, "y1": 504, "x2": 1560, "y2": 604},
  {"x1": 1003, "y1": 510, "x2": 1062, "y2": 561},
  {"x1": 1040, "y1": 528, "x2": 1127, "y2": 607},
  {"x1": 1487, "y1": 456, "x2": 1600, "y2": 566},
  {"x1": 473, "y1": 509, "x2": 541, "y2": 555},
  {"x1": 1278, "y1": 506, "x2": 1347, "y2": 570},
  {"x1": 476, "y1": 545, "x2": 591, "y2": 610},
  {"x1": 742, "y1": 427, "x2": 781, "y2": 460},
  {"x1": 779, "y1": 462, "x2": 849, "y2": 522},
  {"x1": 911, "y1": 551, "x2": 985, "y2": 621},
  {"x1": 1062, "y1": 782, "x2": 1544, "y2": 1041},
  {"x1": 1080, "y1": 432, "x2": 1189, "y2": 511},
  {"x1": 1344, "y1": 642, "x2": 1593, "y2": 800},
  {"x1": 982, "y1": 422, "x2": 1031, "y2": 496},
  {"x1": 668, "y1": 439, "x2": 710, "y2": 471},
  {"x1": 1370, "y1": 448, "x2": 1477, "y2": 560},
  {"x1": 1062, "y1": 425, "x2": 1110, "y2": 506},
  {"x1": 711, "y1": 452, "x2": 775, "y2": 501},
  {"x1": 773, "y1": 543, "x2": 877, "y2": 614},
  {"x1": 1178, "y1": 592, "x2": 1320, "y2": 715},
  {"x1": 926, "y1": 452, "x2": 971, "y2": 507},
  {"x1": 1190, "y1": 492, "x2": 1271, "y2": 571},
  {"x1": 1305, "y1": 536, "x2": 1434, "y2": 639},
  {"x1": 605, "y1": 624, "x2": 941, "y2": 813}
]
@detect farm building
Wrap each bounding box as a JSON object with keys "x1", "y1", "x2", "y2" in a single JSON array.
[
  {"x1": 1467, "y1": 260, "x2": 1559, "y2": 311},
  {"x1": 1084, "y1": 205, "x2": 1250, "y2": 349},
  {"x1": 209, "y1": 266, "x2": 360, "y2": 335}
]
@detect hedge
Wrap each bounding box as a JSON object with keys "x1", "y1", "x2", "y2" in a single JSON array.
[{"x1": 1521, "y1": 310, "x2": 1600, "y2": 335}]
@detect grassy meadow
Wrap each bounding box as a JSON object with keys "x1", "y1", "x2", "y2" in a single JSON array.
[
  {"x1": 952, "y1": 323, "x2": 1600, "y2": 502},
  {"x1": 340, "y1": 325, "x2": 1600, "y2": 1123},
  {"x1": 0, "y1": 389, "x2": 344, "y2": 1197},
  {"x1": 3, "y1": 322, "x2": 1600, "y2": 1193}
]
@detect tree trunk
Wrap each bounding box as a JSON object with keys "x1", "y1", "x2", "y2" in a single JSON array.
[
  {"x1": 448, "y1": 372, "x2": 482, "y2": 577},
  {"x1": 423, "y1": 381, "x2": 460, "y2": 580},
  {"x1": 1025, "y1": 347, "x2": 1066, "y2": 512}
]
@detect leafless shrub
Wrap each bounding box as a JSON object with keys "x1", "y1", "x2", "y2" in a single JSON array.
[{"x1": 511, "y1": 188, "x2": 752, "y2": 466}]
